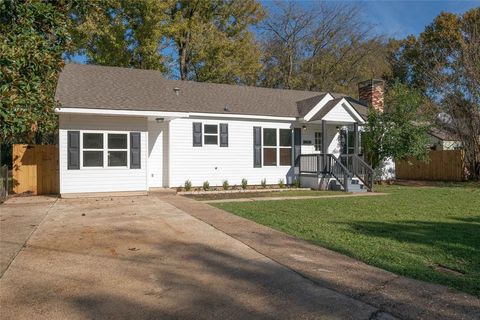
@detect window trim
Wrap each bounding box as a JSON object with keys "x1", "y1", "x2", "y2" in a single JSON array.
[
  {"x1": 203, "y1": 124, "x2": 219, "y2": 146},
  {"x1": 263, "y1": 128, "x2": 278, "y2": 166},
  {"x1": 262, "y1": 128, "x2": 293, "y2": 167},
  {"x1": 107, "y1": 133, "x2": 129, "y2": 167},
  {"x1": 79, "y1": 130, "x2": 131, "y2": 170},
  {"x1": 279, "y1": 129, "x2": 292, "y2": 166},
  {"x1": 82, "y1": 132, "x2": 104, "y2": 168}
]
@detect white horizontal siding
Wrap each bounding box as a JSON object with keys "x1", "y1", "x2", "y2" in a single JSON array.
[
  {"x1": 168, "y1": 117, "x2": 295, "y2": 187},
  {"x1": 59, "y1": 114, "x2": 148, "y2": 194},
  {"x1": 322, "y1": 103, "x2": 356, "y2": 122},
  {"x1": 300, "y1": 124, "x2": 342, "y2": 156}
]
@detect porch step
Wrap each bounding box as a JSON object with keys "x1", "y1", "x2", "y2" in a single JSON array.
[{"x1": 329, "y1": 178, "x2": 367, "y2": 193}]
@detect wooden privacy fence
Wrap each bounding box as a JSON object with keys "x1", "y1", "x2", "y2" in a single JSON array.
[
  {"x1": 13, "y1": 144, "x2": 59, "y2": 195},
  {"x1": 396, "y1": 150, "x2": 465, "y2": 181}
]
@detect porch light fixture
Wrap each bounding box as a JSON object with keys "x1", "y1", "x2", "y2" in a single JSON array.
[
  {"x1": 173, "y1": 87, "x2": 180, "y2": 96},
  {"x1": 336, "y1": 126, "x2": 340, "y2": 131},
  {"x1": 302, "y1": 125, "x2": 307, "y2": 130},
  {"x1": 224, "y1": 105, "x2": 230, "y2": 112},
  {"x1": 155, "y1": 117, "x2": 164, "y2": 123}
]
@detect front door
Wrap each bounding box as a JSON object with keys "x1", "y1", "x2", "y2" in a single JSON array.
[
  {"x1": 339, "y1": 127, "x2": 356, "y2": 170},
  {"x1": 340, "y1": 127, "x2": 355, "y2": 155},
  {"x1": 147, "y1": 121, "x2": 165, "y2": 188}
]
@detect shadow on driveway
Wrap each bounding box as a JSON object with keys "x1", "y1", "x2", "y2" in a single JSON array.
[{"x1": 0, "y1": 196, "x2": 382, "y2": 320}]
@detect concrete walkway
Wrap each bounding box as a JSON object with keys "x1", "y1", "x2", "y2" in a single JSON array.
[
  {"x1": 202, "y1": 192, "x2": 388, "y2": 203},
  {"x1": 163, "y1": 195, "x2": 480, "y2": 320},
  {"x1": 1, "y1": 195, "x2": 395, "y2": 320},
  {"x1": 0, "y1": 196, "x2": 58, "y2": 277}
]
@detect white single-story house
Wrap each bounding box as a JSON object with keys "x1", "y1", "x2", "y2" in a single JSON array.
[{"x1": 55, "y1": 64, "x2": 378, "y2": 195}]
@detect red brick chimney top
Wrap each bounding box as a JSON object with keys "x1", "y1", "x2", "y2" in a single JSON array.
[{"x1": 358, "y1": 79, "x2": 385, "y2": 112}]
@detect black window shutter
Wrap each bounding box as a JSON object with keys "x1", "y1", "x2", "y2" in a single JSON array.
[
  {"x1": 220, "y1": 123, "x2": 228, "y2": 147},
  {"x1": 67, "y1": 131, "x2": 80, "y2": 170},
  {"x1": 294, "y1": 128, "x2": 301, "y2": 167},
  {"x1": 130, "y1": 132, "x2": 141, "y2": 169},
  {"x1": 253, "y1": 126, "x2": 262, "y2": 168},
  {"x1": 193, "y1": 122, "x2": 202, "y2": 147}
]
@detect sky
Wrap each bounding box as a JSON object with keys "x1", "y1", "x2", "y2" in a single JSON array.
[
  {"x1": 71, "y1": 0, "x2": 479, "y2": 64},
  {"x1": 269, "y1": 0, "x2": 480, "y2": 39}
]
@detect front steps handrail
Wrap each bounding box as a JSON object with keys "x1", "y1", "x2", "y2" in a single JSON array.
[
  {"x1": 299, "y1": 153, "x2": 373, "y2": 192},
  {"x1": 353, "y1": 154, "x2": 374, "y2": 191},
  {"x1": 338, "y1": 154, "x2": 374, "y2": 191},
  {"x1": 327, "y1": 154, "x2": 352, "y2": 192}
]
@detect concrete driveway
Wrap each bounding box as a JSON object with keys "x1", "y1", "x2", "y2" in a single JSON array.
[{"x1": 0, "y1": 195, "x2": 392, "y2": 320}]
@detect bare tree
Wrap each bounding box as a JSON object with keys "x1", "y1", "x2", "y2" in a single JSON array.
[
  {"x1": 259, "y1": 1, "x2": 390, "y2": 94},
  {"x1": 260, "y1": 1, "x2": 316, "y2": 89}
]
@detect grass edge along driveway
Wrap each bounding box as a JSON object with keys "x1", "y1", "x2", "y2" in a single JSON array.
[{"x1": 213, "y1": 184, "x2": 480, "y2": 297}]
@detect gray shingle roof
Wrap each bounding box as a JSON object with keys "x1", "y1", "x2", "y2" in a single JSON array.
[
  {"x1": 55, "y1": 63, "x2": 367, "y2": 119},
  {"x1": 429, "y1": 128, "x2": 460, "y2": 141},
  {"x1": 296, "y1": 94, "x2": 328, "y2": 117},
  {"x1": 344, "y1": 97, "x2": 369, "y2": 118}
]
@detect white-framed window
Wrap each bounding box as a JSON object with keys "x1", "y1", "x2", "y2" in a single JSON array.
[
  {"x1": 314, "y1": 132, "x2": 322, "y2": 152},
  {"x1": 279, "y1": 129, "x2": 292, "y2": 166},
  {"x1": 81, "y1": 131, "x2": 130, "y2": 168},
  {"x1": 107, "y1": 133, "x2": 128, "y2": 167},
  {"x1": 263, "y1": 128, "x2": 277, "y2": 166},
  {"x1": 263, "y1": 128, "x2": 292, "y2": 166},
  {"x1": 82, "y1": 133, "x2": 104, "y2": 167},
  {"x1": 204, "y1": 124, "x2": 219, "y2": 145}
]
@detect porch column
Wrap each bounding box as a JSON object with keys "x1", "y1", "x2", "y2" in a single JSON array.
[
  {"x1": 353, "y1": 123, "x2": 359, "y2": 175},
  {"x1": 322, "y1": 120, "x2": 327, "y2": 171}
]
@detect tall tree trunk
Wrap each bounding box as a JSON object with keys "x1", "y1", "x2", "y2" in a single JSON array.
[
  {"x1": 178, "y1": 32, "x2": 190, "y2": 81},
  {"x1": 179, "y1": 46, "x2": 187, "y2": 80},
  {"x1": 284, "y1": 49, "x2": 293, "y2": 89}
]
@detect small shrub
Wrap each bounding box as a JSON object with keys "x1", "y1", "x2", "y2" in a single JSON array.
[
  {"x1": 202, "y1": 181, "x2": 210, "y2": 191},
  {"x1": 278, "y1": 179, "x2": 285, "y2": 189},
  {"x1": 292, "y1": 178, "x2": 301, "y2": 188},
  {"x1": 241, "y1": 178, "x2": 248, "y2": 190},
  {"x1": 222, "y1": 180, "x2": 229, "y2": 190},
  {"x1": 261, "y1": 178, "x2": 267, "y2": 189},
  {"x1": 184, "y1": 180, "x2": 192, "y2": 191}
]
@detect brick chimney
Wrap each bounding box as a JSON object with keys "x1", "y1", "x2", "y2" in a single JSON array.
[{"x1": 358, "y1": 79, "x2": 384, "y2": 112}]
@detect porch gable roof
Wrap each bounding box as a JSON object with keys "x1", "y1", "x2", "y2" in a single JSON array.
[{"x1": 308, "y1": 98, "x2": 365, "y2": 124}]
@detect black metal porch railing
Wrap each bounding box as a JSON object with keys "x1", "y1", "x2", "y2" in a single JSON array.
[
  {"x1": 327, "y1": 154, "x2": 351, "y2": 191},
  {"x1": 299, "y1": 153, "x2": 374, "y2": 191},
  {"x1": 338, "y1": 154, "x2": 374, "y2": 190},
  {"x1": 299, "y1": 154, "x2": 351, "y2": 191}
]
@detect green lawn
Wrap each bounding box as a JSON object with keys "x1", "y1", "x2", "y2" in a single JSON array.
[
  {"x1": 183, "y1": 189, "x2": 345, "y2": 201},
  {"x1": 213, "y1": 184, "x2": 480, "y2": 297}
]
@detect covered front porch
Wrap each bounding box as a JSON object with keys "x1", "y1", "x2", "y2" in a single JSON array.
[{"x1": 295, "y1": 98, "x2": 373, "y2": 192}]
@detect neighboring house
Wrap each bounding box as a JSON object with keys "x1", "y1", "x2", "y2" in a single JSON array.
[
  {"x1": 428, "y1": 128, "x2": 462, "y2": 151},
  {"x1": 55, "y1": 64, "x2": 377, "y2": 195}
]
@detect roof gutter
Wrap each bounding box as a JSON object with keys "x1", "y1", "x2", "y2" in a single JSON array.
[
  {"x1": 55, "y1": 107, "x2": 297, "y2": 121},
  {"x1": 187, "y1": 112, "x2": 296, "y2": 121},
  {"x1": 55, "y1": 107, "x2": 189, "y2": 118}
]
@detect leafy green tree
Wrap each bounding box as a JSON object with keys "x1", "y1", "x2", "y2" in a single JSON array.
[
  {"x1": 0, "y1": 0, "x2": 79, "y2": 144},
  {"x1": 165, "y1": 0, "x2": 264, "y2": 84},
  {"x1": 69, "y1": 0, "x2": 169, "y2": 71},
  {"x1": 390, "y1": 8, "x2": 480, "y2": 179},
  {"x1": 363, "y1": 83, "x2": 432, "y2": 170},
  {"x1": 69, "y1": 0, "x2": 264, "y2": 84}
]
